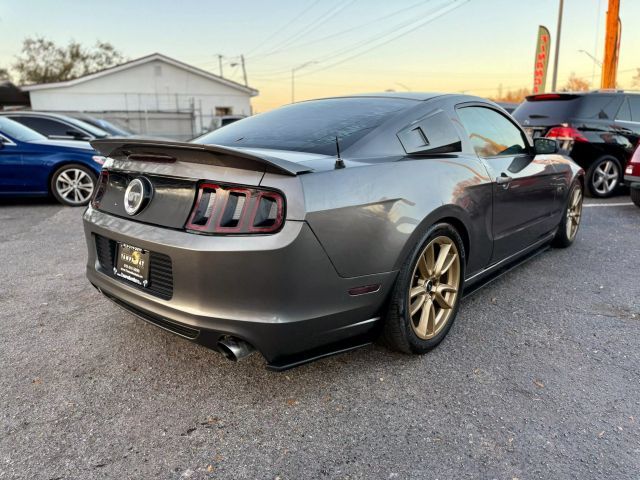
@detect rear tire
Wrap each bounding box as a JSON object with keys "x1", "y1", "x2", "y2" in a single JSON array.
[
  {"x1": 50, "y1": 164, "x2": 97, "y2": 207},
  {"x1": 631, "y1": 183, "x2": 640, "y2": 208},
  {"x1": 586, "y1": 156, "x2": 621, "y2": 198},
  {"x1": 553, "y1": 180, "x2": 583, "y2": 248},
  {"x1": 383, "y1": 223, "x2": 465, "y2": 354}
]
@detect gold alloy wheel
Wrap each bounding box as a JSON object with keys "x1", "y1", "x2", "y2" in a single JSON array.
[
  {"x1": 566, "y1": 186, "x2": 583, "y2": 240},
  {"x1": 408, "y1": 236, "x2": 461, "y2": 340}
]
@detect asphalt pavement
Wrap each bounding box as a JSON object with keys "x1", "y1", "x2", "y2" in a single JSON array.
[{"x1": 1, "y1": 196, "x2": 639, "y2": 479}]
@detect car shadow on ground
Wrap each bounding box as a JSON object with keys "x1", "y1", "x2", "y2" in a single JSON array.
[{"x1": 0, "y1": 197, "x2": 60, "y2": 207}]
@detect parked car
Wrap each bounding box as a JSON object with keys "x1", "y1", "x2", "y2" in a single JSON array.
[
  {"x1": 0, "y1": 111, "x2": 110, "y2": 141},
  {"x1": 0, "y1": 116, "x2": 103, "y2": 206},
  {"x1": 65, "y1": 113, "x2": 134, "y2": 137},
  {"x1": 513, "y1": 91, "x2": 640, "y2": 197},
  {"x1": 84, "y1": 93, "x2": 583, "y2": 370},
  {"x1": 625, "y1": 145, "x2": 640, "y2": 207}
]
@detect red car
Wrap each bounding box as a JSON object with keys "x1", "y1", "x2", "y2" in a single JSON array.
[{"x1": 625, "y1": 145, "x2": 640, "y2": 206}]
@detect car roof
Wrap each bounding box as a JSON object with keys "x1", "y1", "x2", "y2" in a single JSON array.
[
  {"x1": 311, "y1": 92, "x2": 443, "y2": 102},
  {"x1": 0, "y1": 111, "x2": 81, "y2": 122},
  {"x1": 301, "y1": 92, "x2": 501, "y2": 106}
]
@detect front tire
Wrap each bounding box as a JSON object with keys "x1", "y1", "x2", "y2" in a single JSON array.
[
  {"x1": 586, "y1": 156, "x2": 621, "y2": 198},
  {"x1": 50, "y1": 164, "x2": 96, "y2": 207},
  {"x1": 553, "y1": 180, "x2": 583, "y2": 248},
  {"x1": 383, "y1": 223, "x2": 465, "y2": 354}
]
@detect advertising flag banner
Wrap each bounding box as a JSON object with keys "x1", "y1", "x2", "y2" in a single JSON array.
[{"x1": 533, "y1": 26, "x2": 551, "y2": 94}]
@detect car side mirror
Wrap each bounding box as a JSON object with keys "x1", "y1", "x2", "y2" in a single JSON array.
[{"x1": 534, "y1": 137, "x2": 558, "y2": 155}]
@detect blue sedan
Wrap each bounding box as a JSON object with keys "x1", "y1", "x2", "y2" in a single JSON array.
[{"x1": 0, "y1": 116, "x2": 104, "y2": 206}]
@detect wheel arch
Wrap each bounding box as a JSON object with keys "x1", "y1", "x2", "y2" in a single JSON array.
[{"x1": 393, "y1": 204, "x2": 473, "y2": 272}]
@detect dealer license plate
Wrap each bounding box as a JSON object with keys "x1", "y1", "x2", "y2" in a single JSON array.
[{"x1": 115, "y1": 243, "x2": 150, "y2": 287}]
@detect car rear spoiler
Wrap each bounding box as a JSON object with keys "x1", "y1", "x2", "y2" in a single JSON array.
[
  {"x1": 525, "y1": 93, "x2": 581, "y2": 102},
  {"x1": 90, "y1": 138, "x2": 314, "y2": 176}
]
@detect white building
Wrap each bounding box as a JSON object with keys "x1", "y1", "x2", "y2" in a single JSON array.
[{"x1": 22, "y1": 53, "x2": 258, "y2": 140}]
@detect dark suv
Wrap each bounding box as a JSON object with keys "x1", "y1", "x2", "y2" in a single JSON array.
[{"x1": 513, "y1": 91, "x2": 640, "y2": 197}]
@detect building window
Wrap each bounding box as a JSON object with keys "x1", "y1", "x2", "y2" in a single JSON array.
[
  {"x1": 215, "y1": 107, "x2": 232, "y2": 116},
  {"x1": 154, "y1": 65, "x2": 162, "y2": 76}
]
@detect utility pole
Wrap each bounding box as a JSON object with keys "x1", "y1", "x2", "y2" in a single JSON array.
[
  {"x1": 217, "y1": 54, "x2": 224, "y2": 78},
  {"x1": 601, "y1": 0, "x2": 621, "y2": 88},
  {"x1": 551, "y1": 0, "x2": 564, "y2": 91},
  {"x1": 240, "y1": 55, "x2": 248, "y2": 87}
]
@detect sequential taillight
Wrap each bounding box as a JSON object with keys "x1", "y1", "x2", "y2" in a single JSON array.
[
  {"x1": 91, "y1": 170, "x2": 109, "y2": 209},
  {"x1": 185, "y1": 182, "x2": 285, "y2": 234}
]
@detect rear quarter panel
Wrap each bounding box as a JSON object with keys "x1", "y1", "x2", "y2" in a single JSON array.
[{"x1": 299, "y1": 154, "x2": 493, "y2": 278}]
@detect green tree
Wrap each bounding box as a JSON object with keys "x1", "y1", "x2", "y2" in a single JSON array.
[
  {"x1": 12, "y1": 37, "x2": 125, "y2": 84},
  {"x1": 0, "y1": 67, "x2": 11, "y2": 82}
]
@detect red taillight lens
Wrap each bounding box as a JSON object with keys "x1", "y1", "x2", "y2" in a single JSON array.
[
  {"x1": 627, "y1": 146, "x2": 640, "y2": 176},
  {"x1": 91, "y1": 170, "x2": 109, "y2": 209},
  {"x1": 631, "y1": 145, "x2": 640, "y2": 164},
  {"x1": 546, "y1": 126, "x2": 588, "y2": 143},
  {"x1": 185, "y1": 182, "x2": 285, "y2": 234}
]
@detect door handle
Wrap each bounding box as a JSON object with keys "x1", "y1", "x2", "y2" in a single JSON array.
[{"x1": 496, "y1": 174, "x2": 513, "y2": 187}]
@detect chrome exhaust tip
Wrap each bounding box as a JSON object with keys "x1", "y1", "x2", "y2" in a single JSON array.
[{"x1": 217, "y1": 336, "x2": 255, "y2": 361}]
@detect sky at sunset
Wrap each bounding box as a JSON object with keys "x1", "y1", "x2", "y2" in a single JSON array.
[{"x1": 1, "y1": 0, "x2": 639, "y2": 112}]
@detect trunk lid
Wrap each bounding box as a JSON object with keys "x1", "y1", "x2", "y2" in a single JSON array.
[{"x1": 90, "y1": 139, "x2": 315, "y2": 229}]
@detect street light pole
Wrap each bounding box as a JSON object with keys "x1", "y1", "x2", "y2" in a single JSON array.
[
  {"x1": 578, "y1": 49, "x2": 602, "y2": 66},
  {"x1": 291, "y1": 61, "x2": 317, "y2": 103},
  {"x1": 551, "y1": 0, "x2": 564, "y2": 91}
]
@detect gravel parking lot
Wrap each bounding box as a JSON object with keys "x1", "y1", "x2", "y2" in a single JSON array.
[{"x1": 1, "y1": 196, "x2": 639, "y2": 480}]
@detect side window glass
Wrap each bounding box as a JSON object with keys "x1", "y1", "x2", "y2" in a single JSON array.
[
  {"x1": 616, "y1": 98, "x2": 632, "y2": 121},
  {"x1": 629, "y1": 96, "x2": 640, "y2": 122},
  {"x1": 14, "y1": 117, "x2": 68, "y2": 137},
  {"x1": 457, "y1": 107, "x2": 527, "y2": 157},
  {"x1": 575, "y1": 95, "x2": 623, "y2": 119}
]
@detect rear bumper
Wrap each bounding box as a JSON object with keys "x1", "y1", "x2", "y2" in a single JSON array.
[
  {"x1": 624, "y1": 174, "x2": 640, "y2": 185},
  {"x1": 83, "y1": 207, "x2": 396, "y2": 368}
]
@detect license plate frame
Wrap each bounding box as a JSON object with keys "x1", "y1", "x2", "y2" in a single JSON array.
[{"x1": 114, "y1": 242, "x2": 150, "y2": 287}]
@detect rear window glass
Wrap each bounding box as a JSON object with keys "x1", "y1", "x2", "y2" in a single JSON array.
[
  {"x1": 513, "y1": 96, "x2": 580, "y2": 124},
  {"x1": 193, "y1": 97, "x2": 417, "y2": 154}
]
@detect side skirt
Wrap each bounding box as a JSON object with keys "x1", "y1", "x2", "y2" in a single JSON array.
[{"x1": 462, "y1": 233, "x2": 555, "y2": 298}]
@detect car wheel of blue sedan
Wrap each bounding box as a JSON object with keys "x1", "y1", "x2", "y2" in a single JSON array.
[{"x1": 50, "y1": 164, "x2": 97, "y2": 206}]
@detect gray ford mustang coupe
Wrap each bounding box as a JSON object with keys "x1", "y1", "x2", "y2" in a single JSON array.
[{"x1": 84, "y1": 93, "x2": 584, "y2": 370}]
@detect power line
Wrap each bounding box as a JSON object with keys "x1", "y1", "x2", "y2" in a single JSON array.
[
  {"x1": 249, "y1": 0, "x2": 454, "y2": 79},
  {"x1": 247, "y1": 0, "x2": 358, "y2": 61},
  {"x1": 248, "y1": 0, "x2": 432, "y2": 62},
  {"x1": 297, "y1": 0, "x2": 469, "y2": 79},
  {"x1": 312, "y1": 1, "x2": 451, "y2": 66},
  {"x1": 245, "y1": 0, "x2": 323, "y2": 56},
  {"x1": 253, "y1": 0, "x2": 468, "y2": 82}
]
